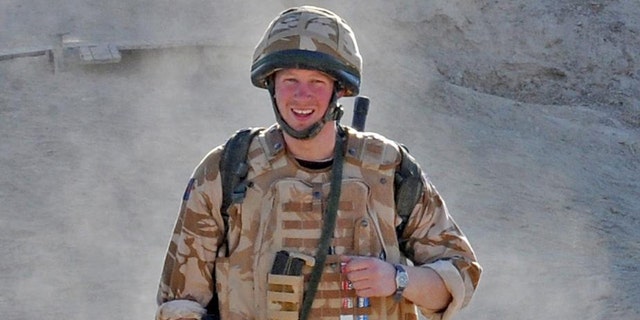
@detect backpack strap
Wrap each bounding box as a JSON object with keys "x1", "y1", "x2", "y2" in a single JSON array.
[
  {"x1": 394, "y1": 144, "x2": 424, "y2": 245},
  {"x1": 219, "y1": 127, "x2": 264, "y2": 254}
]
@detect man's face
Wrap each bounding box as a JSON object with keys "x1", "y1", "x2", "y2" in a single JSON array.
[{"x1": 273, "y1": 69, "x2": 336, "y2": 132}]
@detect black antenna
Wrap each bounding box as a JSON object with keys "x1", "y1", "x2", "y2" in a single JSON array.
[{"x1": 351, "y1": 96, "x2": 370, "y2": 131}]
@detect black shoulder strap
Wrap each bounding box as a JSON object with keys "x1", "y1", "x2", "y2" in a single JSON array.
[
  {"x1": 394, "y1": 144, "x2": 424, "y2": 242},
  {"x1": 220, "y1": 128, "x2": 263, "y2": 213},
  {"x1": 219, "y1": 127, "x2": 264, "y2": 253},
  {"x1": 219, "y1": 127, "x2": 264, "y2": 215}
]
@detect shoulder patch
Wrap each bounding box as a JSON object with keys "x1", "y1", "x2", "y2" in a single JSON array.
[{"x1": 345, "y1": 129, "x2": 401, "y2": 170}]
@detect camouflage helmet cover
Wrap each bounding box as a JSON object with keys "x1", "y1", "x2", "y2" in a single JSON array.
[{"x1": 251, "y1": 6, "x2": 363, "y2": 97}]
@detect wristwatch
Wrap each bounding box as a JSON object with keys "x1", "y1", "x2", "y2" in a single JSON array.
[{"x1": 393, "y1": 264, "x2": 409, "y2": 301}]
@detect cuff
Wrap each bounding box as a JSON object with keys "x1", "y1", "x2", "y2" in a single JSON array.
[
  {"x1": 156, "y1": 299, "x2": 206, "y2": 320},
  {"x1": 421, "y1": 260, "x2": 466, "y2": 320}
]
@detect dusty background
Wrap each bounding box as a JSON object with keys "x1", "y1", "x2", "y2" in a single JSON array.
[{"x1": 1, "y1": 0, "x2": 638, "y2": 319}]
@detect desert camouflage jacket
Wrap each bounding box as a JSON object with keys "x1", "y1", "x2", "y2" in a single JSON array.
[{"x1": 157, "y1": 125, "x2": 481, "y2": 320}]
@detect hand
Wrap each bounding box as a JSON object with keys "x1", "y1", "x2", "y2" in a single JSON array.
[{"x1": 340, "y1": 255, "x2": 396, "y2": 298}]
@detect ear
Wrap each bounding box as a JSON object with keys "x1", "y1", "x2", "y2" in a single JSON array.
[{"x1": 334, "y1": 83, "x2": 347, "y2": 98}]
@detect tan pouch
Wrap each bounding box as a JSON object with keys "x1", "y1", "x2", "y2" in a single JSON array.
[{"x1": 267, "y1": 273, "x2": 304, "y2": 320}]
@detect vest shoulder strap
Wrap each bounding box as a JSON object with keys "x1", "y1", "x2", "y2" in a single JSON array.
[{"x1": 343, "y1": 128, "x2": 425, "y2": 239}]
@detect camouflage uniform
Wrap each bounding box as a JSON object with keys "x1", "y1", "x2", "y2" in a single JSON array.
[{"x1": 157, "y1": 125, "x2": 481, "y2": 320}]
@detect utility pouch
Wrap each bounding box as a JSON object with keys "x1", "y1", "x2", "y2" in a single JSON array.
[
  {"x1": 267, "y1": 273, "x2": 304, "y2": 320},
  {"x1": 267, "y1": 251, "x2": 315, "y2": 320}
]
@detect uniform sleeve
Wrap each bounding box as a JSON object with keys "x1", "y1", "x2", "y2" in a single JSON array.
[
  {"x1": 156, "y1": 147, "x2": 226, "y2": 320},
  {"x1": 402, "y1": 178, "x2": 482, "y2": 320}
]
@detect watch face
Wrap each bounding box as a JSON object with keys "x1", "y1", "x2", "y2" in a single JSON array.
[
  {"x1": 398, "y1": 272, "x2": 409, "y2": 287},
  {"x1": 395, "y1": 265, "x2": 409, "y2": 288}
]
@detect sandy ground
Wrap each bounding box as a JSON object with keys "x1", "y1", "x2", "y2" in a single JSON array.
[{"x1": 1, "y1": 1, "x2": 639, "y2": 319}]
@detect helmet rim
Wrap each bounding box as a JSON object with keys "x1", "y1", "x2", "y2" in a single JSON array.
[{"x1": 251, "y1": 49, "x2": 360, "y2": 97}]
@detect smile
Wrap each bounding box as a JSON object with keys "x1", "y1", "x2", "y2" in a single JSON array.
[{"x1": 292, "y1": 109, "x2": 314, "y2": 116}]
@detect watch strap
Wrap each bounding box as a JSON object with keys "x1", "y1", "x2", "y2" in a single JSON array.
[{"x1": 393, "y1": 264, "x2": 408, "y2": 302}]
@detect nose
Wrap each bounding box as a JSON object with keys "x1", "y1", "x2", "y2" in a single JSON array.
[{"x1": 293, "y1": 83, "x2": 312, "y2": 99}]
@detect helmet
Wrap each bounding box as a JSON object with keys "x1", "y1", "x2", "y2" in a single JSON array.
[
  {"x1": 251, "y1": 6, "x2": 362, "y2": 140},
  {"x1": 251, "y1": 6, "x2": 362, "y2": 97}
]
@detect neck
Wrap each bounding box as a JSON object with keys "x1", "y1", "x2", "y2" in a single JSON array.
[{"x1": 284, "y1": 122, "x2": 337, "y2": 161}]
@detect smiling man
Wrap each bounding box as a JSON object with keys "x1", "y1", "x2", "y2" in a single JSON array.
[
  {"x1": 156, "y1": 6, "x2": 481, "y2": 320},
  {"x1": 272, "y1": 68, "x2": 339, "y2": 162}
]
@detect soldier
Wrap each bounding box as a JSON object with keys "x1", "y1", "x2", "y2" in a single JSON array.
[{"x1": 156, "y1": 5, "x2": 481, "y2": 320}]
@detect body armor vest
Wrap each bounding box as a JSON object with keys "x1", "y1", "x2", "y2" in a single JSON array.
[{"x1": 214, "y1": 125, "x2": 419, "y2": 320}]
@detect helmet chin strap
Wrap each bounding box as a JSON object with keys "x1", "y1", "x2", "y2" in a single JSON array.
[{"x1": 267, "y1": 82, "x2": 344, "y2": 140}]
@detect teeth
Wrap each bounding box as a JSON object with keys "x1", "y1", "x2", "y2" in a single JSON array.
[{"x1": 293, "y1": 109, "x2": 313, "y2": 115}]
